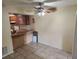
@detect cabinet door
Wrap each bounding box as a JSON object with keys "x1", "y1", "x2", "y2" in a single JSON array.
[
  {"x1": 12, "y1": 35, "x2": 25, "y2": 49},
  {"x1": 16, "y1": 15, "x2": 24, "y2": 25},
  {"x1": 24, "y1": 15, "x2": 30, "y2": 25},
  {"x1": 9, "y1": 15, "x2": 17, "y2": 24},
  {"x1": 16, "y1": 15, "x2": 30, "y2": 25},
  {"x1": 22, "y1": 15, "x2": 27, "y2": 25}
]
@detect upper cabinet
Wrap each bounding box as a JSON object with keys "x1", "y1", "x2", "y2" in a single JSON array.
[
  {"x1": 9, "y1": 14, "x2": 30, "y2": 25},
  {"x1": 9, "y1": 15, "x2": 17, "y2": 24},
  {"x1": 23, "y1": 15, "x2": 30, "y2": 25}
]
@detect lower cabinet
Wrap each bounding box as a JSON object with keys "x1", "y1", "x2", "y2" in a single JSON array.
[{"x1": 12, "y1": 35, "x2": 25, "y2": 50}]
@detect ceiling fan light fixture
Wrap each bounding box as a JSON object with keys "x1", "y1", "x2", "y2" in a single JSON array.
[
  {"x1": 33, "y1": 0, "x2": 45, "y2": 2},
  {"x1": 37, "y1": 11, "x2": 45, "y2": 16}
]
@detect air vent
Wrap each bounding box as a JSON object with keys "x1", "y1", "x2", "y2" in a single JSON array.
[{"x1": 2, "y1": 47, "x2": 8, "y2": 56}]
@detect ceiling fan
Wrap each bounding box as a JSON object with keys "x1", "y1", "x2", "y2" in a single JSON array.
[
  {"x1": 33, "y1": 2, "x2": 57, "y2": 16},
  {"x1": 8, "y1": 0, "x2": 60, "y2": 16}
]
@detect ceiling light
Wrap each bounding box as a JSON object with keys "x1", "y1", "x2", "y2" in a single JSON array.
[
  {"x1": 33, "y1": 0, "x2": 45, "y2": 2},
  {"x1": 9, "y1": 14, "x2": 15, "y2": 16},
  {"x1": 37, "y1": 11, "x2": 45, "y2": 16}
]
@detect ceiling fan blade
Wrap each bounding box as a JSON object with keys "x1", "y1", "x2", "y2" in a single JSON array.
[
  {"x1": 33, "y1": 0, "x2": 61, "y2": 3},
  {"x1": 17, "y1": 1, "x2": 36, "y2": 5},
  {"x1": 44, "y1": 0, "x2": 61, "y2": 3},
  {"x1": 15, "y1": 0, "x2": 61, "y2": 5}
]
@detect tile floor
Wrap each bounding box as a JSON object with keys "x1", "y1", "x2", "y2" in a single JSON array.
[{"x1": 3, "y1": 42, "x2": 72, "y2": 59}]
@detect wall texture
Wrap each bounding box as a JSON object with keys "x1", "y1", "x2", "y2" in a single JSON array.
[
  {"x1": 2, "y1": 6, "x2": 13, "y2": 57},
  {"x1": 34, "y1": 5, "x2": 76, "y2": 53}
]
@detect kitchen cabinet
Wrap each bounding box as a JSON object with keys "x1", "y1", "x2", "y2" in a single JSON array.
[
  {"x1": 9, "y1": 14, "x2": 30, "y2": 25},
  {"x1": 12, "y1": 30, "x2": 26, "y2": 49},
  {"x1": 12, "y1": 35, "x2": 25, "y2": 49},
  {"x1": 23, "y1": 15, "x2": 30, "y2": 25}
]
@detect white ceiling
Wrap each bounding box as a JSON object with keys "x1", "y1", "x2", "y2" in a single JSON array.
[
  {"x1": 44, "y1": 0, "x2": 76, "y2": 7},
  {"x1": 2, "y1": 0, "x2": 76, "y2": 15},
  {"x1": 3, "y1": 0, "x2": 76, "y2": 7}
]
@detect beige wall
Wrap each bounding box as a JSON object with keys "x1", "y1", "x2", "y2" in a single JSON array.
[
  {"x1": 34, "y1": 5, "x2": 76, "y2": 53},
  {"x1": 2, "y1": 6, "x2": 13, "y2": 57}
]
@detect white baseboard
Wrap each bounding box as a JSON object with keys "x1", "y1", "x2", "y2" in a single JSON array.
[
  {"x1": 2, "y1": 51, "x2": 13, "y2": 58},
  {"x1": 38, "y1": 41, "x2": 62, "y2": 50}
]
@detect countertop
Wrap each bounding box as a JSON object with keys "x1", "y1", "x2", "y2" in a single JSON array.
[{"x1": 12, "y1": 29, "x2": 27, "y2": 37}]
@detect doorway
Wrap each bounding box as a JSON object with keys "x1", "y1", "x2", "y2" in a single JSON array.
[{"x1": 8, "y1": 13, "x2": 35, "y2": 50}]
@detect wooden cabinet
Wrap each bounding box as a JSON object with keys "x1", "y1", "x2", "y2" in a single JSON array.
[
  {"x1": 9, "y1": 14, "x2": 30, "y2": 25},
  {"x1": 16, "y1": 15, "x2": 25, "y2": 25},
  {"x1": 12, "y1": 35, "x2": 25, "y2": 49},
  {"x1": 9, "y1": 15, "x2": 17, "y2": 24},
  {"x1": 23, "y1": 15, "x2": 30, "y2": 25}
]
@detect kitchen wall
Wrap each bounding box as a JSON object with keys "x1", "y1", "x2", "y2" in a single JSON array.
[
  {"x1": 34, "y1": 5, "x2": 76, "y2": 53},
  {"x1": 2, "y1": 6, "x2": 13, "y2": 57}
]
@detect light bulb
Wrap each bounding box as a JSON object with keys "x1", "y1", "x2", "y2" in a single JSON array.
[{"x1": 37, "y1": 12, "x2": 45, "y2": 16}]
